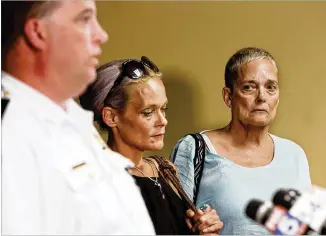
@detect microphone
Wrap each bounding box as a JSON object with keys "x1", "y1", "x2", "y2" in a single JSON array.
[
  {"x1": 272, "y1": 188, "x2": 301, "y2": 209},
  {"x1": 245, "y1": 199, "x2": 315, "y2": 235},
  {"x1": 272, "y1": 188, "x2": 326, "y2": 234}
]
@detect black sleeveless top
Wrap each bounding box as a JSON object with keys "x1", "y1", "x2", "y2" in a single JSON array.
[{"x1": 133, "y1": 174, "x2": 193, "y2": 235}]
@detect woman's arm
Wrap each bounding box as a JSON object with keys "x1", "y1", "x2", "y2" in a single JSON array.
[{"x1": 170, "y1": 135, "x2": 197, "y2": 200}]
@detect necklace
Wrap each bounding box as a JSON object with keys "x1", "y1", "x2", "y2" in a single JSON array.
[{"x1": 132, "y1": 161, "x2": 165, "y2": 199}]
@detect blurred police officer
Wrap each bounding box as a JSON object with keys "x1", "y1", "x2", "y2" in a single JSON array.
[{"x1": 1, "y1": 1, "x2": 154, "y2": 234}]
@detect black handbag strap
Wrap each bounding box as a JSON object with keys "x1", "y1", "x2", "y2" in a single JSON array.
[{"x1": 188, "y1": 133, "x2": 207, "y2": 204}]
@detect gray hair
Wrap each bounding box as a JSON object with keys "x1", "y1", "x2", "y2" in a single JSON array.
[{"x1": 224, "y1": 47, "x2": 278, "y2": 92}]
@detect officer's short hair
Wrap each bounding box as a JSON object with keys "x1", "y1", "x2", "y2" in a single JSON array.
[{"x1": 1, "y1": 1, "x2": 59, "y2": 67}]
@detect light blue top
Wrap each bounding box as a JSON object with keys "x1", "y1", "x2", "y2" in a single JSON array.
[{"x1": 171, "y1": 132, "x2": 311, "y2": 235}]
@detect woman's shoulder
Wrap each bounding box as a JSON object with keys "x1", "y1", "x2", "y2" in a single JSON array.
[
  {"x1": 271, "y1": 134, "x2": 306, "y2": 154},
  {"x1": 175, "y1": 129, "x2": 224, "y2": 147},
  {"x1": 201, "y1": 128, "x2": 228, "y2": 141},
  {"x1": 171, "y1": 133, "x2": 197, "y2": 154}
]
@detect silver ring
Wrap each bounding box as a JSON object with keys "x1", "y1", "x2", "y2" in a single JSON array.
[{"x1": 199, "y1": 204, "x2": 209, "y2": 212}]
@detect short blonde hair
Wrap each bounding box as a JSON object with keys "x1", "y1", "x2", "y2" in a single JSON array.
[
  {"x1": 79, "y1": 59, "x2": 162, "y2": 128},
  {"x1": 224, "y1": 47, "x2": 278, "y2": 91}
]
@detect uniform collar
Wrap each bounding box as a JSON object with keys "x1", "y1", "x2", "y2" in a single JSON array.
[
  {"x1": 1, "y1": 72, "x2": 94, "y2": 132},
  {"x1": 2, "y1": 72, "x2": 135, "y2": 170}
]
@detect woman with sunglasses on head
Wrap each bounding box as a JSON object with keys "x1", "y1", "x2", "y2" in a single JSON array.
[{"x1": 79, "y1": 56, "x2": 223, "y2": 235}]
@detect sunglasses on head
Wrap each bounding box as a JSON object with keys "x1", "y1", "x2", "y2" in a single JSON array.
[{"x1": 108, "y1": 56, "x2": 160, "y2": 95}]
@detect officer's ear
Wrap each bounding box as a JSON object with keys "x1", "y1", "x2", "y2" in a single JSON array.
[
  {"x1": 24, "y1": 17, "x2": 47, "y2": 51},
  {"x1": 102, "y1": 107, "x2": 118, "y2": 128}
]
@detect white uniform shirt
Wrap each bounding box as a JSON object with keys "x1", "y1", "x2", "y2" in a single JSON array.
[{"x1": 1, "y1": 73, "x2": 155, "y2": 235}]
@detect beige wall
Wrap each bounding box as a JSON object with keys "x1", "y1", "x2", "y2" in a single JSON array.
[{"x1": 96, "y1": 1, "x2": 326, "y2": 187}]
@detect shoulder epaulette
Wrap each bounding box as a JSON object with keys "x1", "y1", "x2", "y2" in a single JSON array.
[{"x1": 1, "y1": 85, "x2": 10, "y2": 118}]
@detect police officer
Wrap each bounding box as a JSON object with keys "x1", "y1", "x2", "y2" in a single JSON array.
[{"x1": 1, "y1": 1, "x2": 154, "y2": 235}]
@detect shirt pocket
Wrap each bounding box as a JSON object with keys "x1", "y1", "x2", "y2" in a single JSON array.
[
  {"x1": 61, "y1": 161, "x2": 116, "y2": 214},
  {"x1": 64, "y1": 161, "x2": 103, "y2": 191}
]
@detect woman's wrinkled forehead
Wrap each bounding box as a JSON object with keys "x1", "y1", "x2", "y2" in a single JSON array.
[
  {"x1": 126, "y1": 78, "x2": 167, "y2": 109},
  {"x1": 237, "y1": 59, "x2": 278, "y2": 82}
]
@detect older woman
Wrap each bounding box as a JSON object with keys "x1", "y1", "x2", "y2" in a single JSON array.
[
  {"x1": 79, "y1": 56, "x2": 223, "y2": 235},
  {"x1": 171, "y1": 47, "x2": 312, "y2": 235}
]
